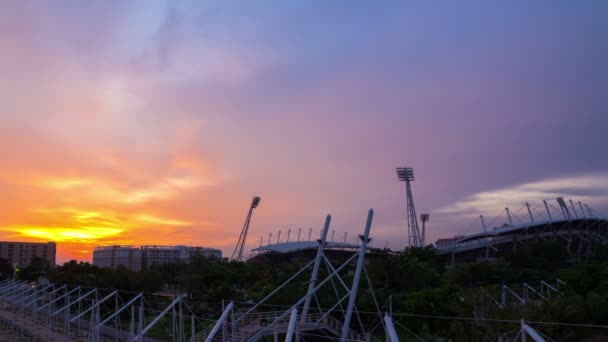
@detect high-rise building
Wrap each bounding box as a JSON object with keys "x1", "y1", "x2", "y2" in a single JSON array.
[
  {"x1": 141, "y1": 245, "x2": 222, "y2": 270},
  {"x1": 141, "y1": 245, "x2": 181, "y2": 270},
  {"x1": 176, "y1": 245, "x2": 222, "y2": 260},
  {"x1": 0, "y1": 241, "x2": 56, "y2": 267},
  {"x1": 92, "y1": 246, "x2": 142, "y2": 271}
]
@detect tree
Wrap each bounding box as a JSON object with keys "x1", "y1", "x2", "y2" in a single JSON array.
[{"x1": 18, "y1": 257, "x2": 52, "y2": 281}]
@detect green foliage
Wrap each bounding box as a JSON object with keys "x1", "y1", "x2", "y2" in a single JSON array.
[
  {"x1": 18, "y1": 256, "x2": 52, "y2": 281},
  {"x1": 33, "y1": 241, "x2": 608, "y2": 339},
  {"x1": 0, "y1": 258, "x2": 13, "y2": 279},
  {"x1": 508, "y1": 240, "x2": 569, "y2": 271}
]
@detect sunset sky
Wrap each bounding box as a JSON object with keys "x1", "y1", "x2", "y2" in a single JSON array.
[{"x1": 1, "y1": 1, "x2": 607, "y2": 263}]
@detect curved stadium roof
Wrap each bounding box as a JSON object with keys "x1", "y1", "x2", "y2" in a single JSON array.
[{"x1": 252, "y1": 241, "x2": 363, "y2": 254}]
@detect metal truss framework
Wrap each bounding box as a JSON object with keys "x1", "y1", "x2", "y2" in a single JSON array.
[
  {"x1": 515, "y1": 320, "x2": 547, "y2": 342},
  {"x1": 0, "y1": 280, "x2": 209, "y2": 342},
  {"x1": 471, "y1": 278, "x2": 567, "y2": 322},
  {"x1": 231, "y1": 196, "x2": 261, "y2": 261},
  {"x1": 397, "y1": 167, "x2": 423, "y2": 248},
  {"x1": 202, "y1": 209, "x2": 396, "y2": 342}
]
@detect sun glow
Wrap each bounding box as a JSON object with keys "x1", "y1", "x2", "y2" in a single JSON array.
[
  {"x1": 13, "y1": 226, "x2": 124, "y2": 242},
  {"x1": 4, "y1": 202, "x2": 200, "y2": 262}
]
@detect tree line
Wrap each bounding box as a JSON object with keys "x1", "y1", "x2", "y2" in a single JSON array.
[{"x1": 6, "y1": 241, "x2": 608, "y2": 340}]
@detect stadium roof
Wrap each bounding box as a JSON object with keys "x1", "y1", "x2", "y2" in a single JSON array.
[
  {"x1": 436, "y1": 217, "x2": 608, "y2": 254},
  {"x1": 252, "y1": 241, "x2": 362, "y2": 254}
]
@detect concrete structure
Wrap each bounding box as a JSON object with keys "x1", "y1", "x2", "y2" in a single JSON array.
[
  {"x1": 435, "y1": 235, "x2": 464, "y2": 249},
  {"x1": 92, "y1": 245, "x2": 222, "y2": 271},
  {"x1": 140, "y1": 245, "x2": 180, "y2": 270},
  {"x1": 92, "y1": 246, "x2": 142, "y2": 271},
  {"x1": 141, "y1": 245, "x2": 222, "y2": 270},
  {"x1": 177, "y1": 245, "x2": 222, "y2": 260},
  {"x1": 0, "y1": 241, "x2": 56, "y2": 267}
]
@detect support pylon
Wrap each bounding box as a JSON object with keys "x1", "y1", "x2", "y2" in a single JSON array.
[
  {"x1": 231, "y1": 196, "x2": 261, "y2": 261},
  {"x1": 397, "y1": 167, "x2": 422, "y2": 247}
]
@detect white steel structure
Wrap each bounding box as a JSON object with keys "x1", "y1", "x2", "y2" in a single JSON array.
[
  {"x1": 202, "y1": 209, "x2": 396, "y2": 342},
  {"x1": 0, "y1": 280, "x2": 205, "y2": 341}
]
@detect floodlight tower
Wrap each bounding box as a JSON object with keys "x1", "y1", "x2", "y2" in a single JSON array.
[
  {"x1": 231, "y1": 196, "x2": 261, "y2": 261},
  {"x1": 556, "y1": 197, "x2": 571, "y2": 219},
  {"x1": 397, "y1": 167, "x2": 422, "y2": 247},
  {"x1": 420, "y1": 213, "x2": 430, "y2": 246}
]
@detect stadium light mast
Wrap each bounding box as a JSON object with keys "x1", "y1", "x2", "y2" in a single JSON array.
[
  {"x1": 231, "y1": 196, "x2": 261, "y2": 261},
  {"x1": 569, "y1": 199, "x2": 579, "y2": 218},
  {"x1": 420, "y1": 214, "x2": 430, "y2": 246},
  {"x1": 556, "y1": 197, "x2": 571, "y2": 219},
  {"x1": 397, "y1": 167, "x2": 422, "y2": 247}
]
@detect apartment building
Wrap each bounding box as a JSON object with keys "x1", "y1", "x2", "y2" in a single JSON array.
[
  {"x1": 92, "y1": 245, "x2": 142, "y2": 271},
  {"x1": 0, "y1": 241, "x2": 56, "y2": 267},
  {"x1": 92, "y1": 245, "x2": 222, "y2": 271}
]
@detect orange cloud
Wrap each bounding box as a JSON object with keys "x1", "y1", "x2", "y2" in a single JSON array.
[
  {"x1": 3, "y1": 205, "x2": 199, "y2": 262},
  {"x1": 0, "y1": 3, "x2": 305, "y2": 264}
]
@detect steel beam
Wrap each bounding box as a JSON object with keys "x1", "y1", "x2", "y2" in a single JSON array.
[
  {"x1": 16, "y1": 283, "x2": 53, "y2": 305},
  {"x1": 341, "y1": 209, "x2": 374, "y2": 341},
  {"x1": 97, "y1": 292, "x2": 143, "y2": 328},
  {"x1": 70, "y1": 290, "x2": 117, "y2": 322},
  {"x1": 51, "y1": 288, "x2": 96, "y2": 316},
  {"x1": 384, "y1": 314, "x2": 399, "y2": 342},
  {"x1": 2, "y1": 282, "x2": 33, "y2": 299},
  {"x1": 285, "y1": 308, "x2": 298, "y2": 342},
  {"x1": 0, "y1": 281, "x2": 27, "y2": 297},
  {"x1": 206, "y1": 302, "x2": 234, "y2": 342},
  {"x1": 506, "y1": 208, "x2": 513, "y2": 225},
  {"x1": 543, "y1": 200, "x2": 552, "y2": 221},
  {"x1": 25, "y1": 285, "x2": 65, "y2": 307},
  {"x1": 570, "y1": 199, "x2": 579, "y2": 218},
  {"x1": 6, "y1": 283, "x2": 39, "y2": 302},
  {"x1": 135, "y1": 295, "x2": 186, "y2": 340},
  {"x1": 523, "y1": 283, "x2": 547, "y2": 301},
  {"x1": 258, "y1": 252, "x2": 359, "y2": 335},
  {"x1": 521, "y1": 320, "x2": 546, "y2": 342},
  {"x1": 301, "y1": 214, "x2": 330, "y2": 322},
  {"x1": 37, "y1": 287, "x2": 80, "y2": 312},
  {"x1": 503, "y1": 285, "x2": 525, "y2": 304},
  {"x1": 236, "y1": 259, "x2": 315, "y2": 322}
]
